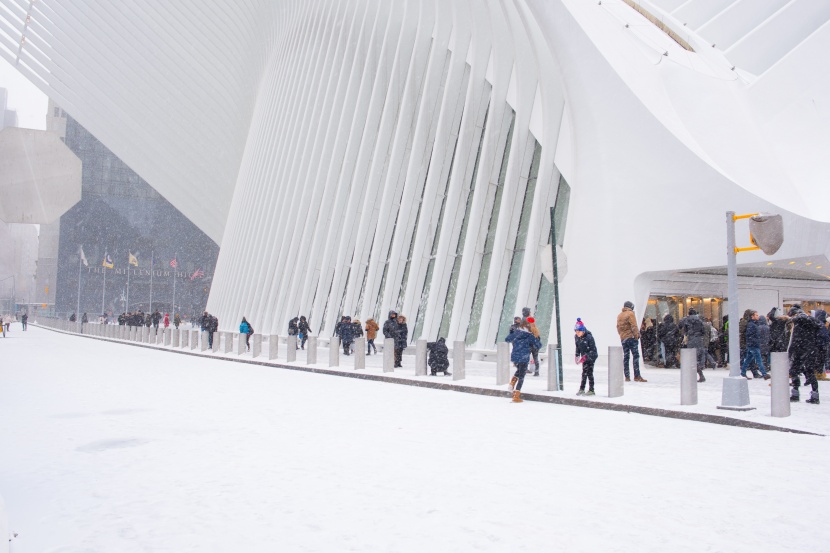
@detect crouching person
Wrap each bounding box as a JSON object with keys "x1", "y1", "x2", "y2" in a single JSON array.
[
  {"x1": 505, "y1": 320, "x2": 542, "y2": 403},
  {"x1": 427, "y1": 337, "x2": 452, "y2": 376},
  {"x1": 574, "y1": 318, "x2": 599, "y2": 396}
]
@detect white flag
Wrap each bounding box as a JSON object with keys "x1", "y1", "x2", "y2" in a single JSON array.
[{"x1": 79, "y1": 246, "x2": 89, "y2": 267}]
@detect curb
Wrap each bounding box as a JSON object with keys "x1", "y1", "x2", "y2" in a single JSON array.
[{"x1": 33, "y1": 324, "x2": 824, "y2": 437}]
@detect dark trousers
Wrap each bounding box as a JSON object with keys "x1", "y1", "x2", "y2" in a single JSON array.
[
  {"x1": 245, "y1": 333, "x2": 251, "y2": 350},
  {"x1": 580, "y1": 361, "x2": 595, "y2": 391},
  {"x1": 665, "y1": 345, "x2": 679, "y2": 367},
  {"x1": 513, "y1": 362, "x2": 528, "y2": 391},
  {"x1": 529, "y1": 346, "x2": 540, "y2": 373},
  {"x1": 790, "y1": 353, "x2": 818, "y2": 392},
  {"x1": 208, "y1": 331, "x2": 214, "y2": 348},
  {"x1": 343, "y1": 340, "x2": 353, "y2": 355},
  {"x1": 622, "y1": 338, "x2": 641, "y2": 377},
  {"x1": 394, "y1": 347, "x2": 403, "y2": 367},
  {"x1": 22, "y1": 321, "x2": 27, "y2": 331},
  {"x1": 367, "y1": 338, "x2": 376, "y2": 354},
  {"x1": 301, "y1": 334, "x2": 308, "y2": 349}
]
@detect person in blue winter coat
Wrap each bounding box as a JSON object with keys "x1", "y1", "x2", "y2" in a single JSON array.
[
  {"x1": 505, "y1": 319, "x2": 542, "y2": 403},
  {"x1": 740, "y1": 311, "x2": 769, "y2": 379},
  {"x1": 239, "y1": 317, "x2": 254, "y2": 351},
  {"x1": 574, "y1": 318, "x2": 599, "y2": 396}
]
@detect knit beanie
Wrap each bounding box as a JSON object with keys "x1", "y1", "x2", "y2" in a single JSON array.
[{"x1": 574, "y1": 318, "x2": 586, "y2": 332}]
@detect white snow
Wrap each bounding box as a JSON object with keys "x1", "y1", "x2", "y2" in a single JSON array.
[{"x1": 1, "y1": 325, "x2": 828, "y2": 552}]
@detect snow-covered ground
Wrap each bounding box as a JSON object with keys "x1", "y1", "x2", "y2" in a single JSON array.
[{"x1": 1, "y1": 325, "x2": 828, "y2": 552}]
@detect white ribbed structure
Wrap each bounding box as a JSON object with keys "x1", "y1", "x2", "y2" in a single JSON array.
[{"x1": 3, "y1": 0, "x2": 830, "y2": 350}]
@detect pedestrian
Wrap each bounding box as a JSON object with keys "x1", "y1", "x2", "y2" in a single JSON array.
[
  {"x1": 521, "y1": 307, "x2": 542, "y2": 376},
  {"x1": 69, "y1": 313, "x2": 76, "y2": 322},
  {"x1": 505, "y1": 320, "x2": 542, "y2": 403},
  {"x1": 200, "y1": 311, "x2": 210, "y2": 332},
  {"x1": 383, "y1": 311, "x2": 400, "y2": 366},
  {"x1": 341, "y1": 316, "x2": 354, "y2": 355},
  {"x1": 679, "y1": 308, "x2": 708, "y2": 382},
  {"x1": 163, "y1": 313, "x2": 170, "y2": 328},
  {"x1": 739, "y1": 309, "x2": 755, "y2": 371},
  {"x1": 616, "y1": 301, "x2": 646, "y2": 382},
  {"x1": 509, "y1": 316, "x2": 522, "y2": 334},
  {"x1": 427, "y1": 337, "x2": 452, "y2": 376},
  {"x1": 239, "y1": 317, "x2": 254, "y2": 351},
  {"x1": 394, "y1": 315, "x2": 409, "y2": 367},
  {"x1": 757, "y1": 314, "x2": 771, "y2": 370},
  {"x1": 740, "y1": 311, "x2": 769, "y2": 379},
  {"x1": 152, "y1": 310, "x2": 161, "y2": 329},
  {"x1": 365, "y1": 318, "x2": 379, "y2": 354},
  {"x1": 573, "y1": 318, "x2": 598, "y2": 396},
  {"x1": 81, "y1": 312, "x2": 88, "y2": 324},
  {"x1": 298, "y1": 316, "x2": 311, "y2": 350},
  {"x1": 351, "y1": 318, "x2": 363, "y2": 354},
  {"x1": 787, "y1": 305, "x2": 821, "y2": 404},
  {"x1": 768, "y1": 308, "x2": 788, "y2": 352},
  {"x1": 640, "y1": 318, "x2": 655, "y2": 363},
  {"x1": 814, "y1": 309, "x2": 830, "y2": 381},
  {"x1": 21, "y1": 312, "x2": 28, "y2": 331},
  {"x1": 207, "y1": 313, "x2": 218, "y2": 349},
  {"x1": 288, "y1": 317, "x2": 299, "y2": 338},
  {"x1": 174, "y1": 313, "x2": 181, "y2": 329},
  {"x1": 657, "y1": 314, "x2": 680, "y2": 368}
]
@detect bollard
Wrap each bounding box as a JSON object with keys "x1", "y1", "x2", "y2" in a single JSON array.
[
  {"x1": 608, "y1": 346, "x2": 624, "y2": 398},
  {"x1": 354, "y1": 337, "x2": 365, "y2": 370},
  {"x1": 680, "y1": 348, "x2": 698, "y2": 405},
  {"x1": 129, "y1": 327, "x2": 135, "y2": 341},
  {"x1": 141, "y1": 326, "x2": 149, "y2": 343},
  {"x1": 547, "y1": 344, "x2": 561, "y2": 392},
  {"x1": 156, "y1": 329, "x2": 164, "y2": 344},
  {"x1": 307, "y1": 336, "x2": 318, "y2": 364},
  {"x1": 171, "y1": 328, "x2": 179, "y2": 347},
  {"x1": 223, "y1": 332, "x2": 233, "y2": 353},
  {"x1": 178, "y1": 328, "x2": 186, "y2": 348},
  {"x1": 497, "y1": 342, "x2": 510, "y2": 385},
  {"x1": 329, "y1": 338, "x2": 339, "y2": 367},
  {"x1": 210, "y1": 332, "x2": 219, "y2": 352},
  {"x1": 269, "y1": 335, "x2": 279, "y2": 360},
  {"x1": 415, "y1": 339, "x2": 427, "y2": 376},
  {"x1": 383, "y1": 338, "x2": 395, "y2": 372},
  {"x1": 191, "y1": 329, "x2": 199, "y2": 350},
  {"x1": 201, "y1": 331, "x2": 209, "y2": 351},
  {"x1": 452, "y1": 341, "x2": 466, "y2": 381},
  {"x1": 286, "y1": 336, "x2": 297, "y2": 361},
  {"x1": 238, "y1": 333, "x2": 247, "y2": 355},
  {"x1": 164, "y1": 328, "x2": 172, "y2": 346},
  {"x1": 771, "y1": 352, "x2": 791, "y2": 417},
  {"x1": 252, "y1": 334, "x2": 262, "y2": 358}
]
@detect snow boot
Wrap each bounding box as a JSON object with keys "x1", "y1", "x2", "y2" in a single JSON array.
[
  {"x1": 586, "y1": 390, "x2": 596, "y2": 396},
  {"x1": 790, "y1": 388, "x2": 800, "y2": 402},
  {"x1": 444, "y1": 371, "x2": 452, "y2": 376},
  {"x1": 509, "y1": 376, "x2": 518, "y2": 391},
  {"x1": 697, "y1": 368, "x2": 706, "y2": 383},
  {"x1": 634, "y1": 376, "x2": 648, "y2": 382},
  {"x1": 807, "y1": 391, "x2": 820, "y2": 405},
  {"x1": 511, "y1": 390, "x2": 523, "y2": 403},
  {"x1": 576, "y1": 389, "x2": 586, "y2": 396}
]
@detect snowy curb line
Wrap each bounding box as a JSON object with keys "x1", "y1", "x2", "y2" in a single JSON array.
[{"x1": 35, "y1": 324, "x2": 823, "y2": 437}]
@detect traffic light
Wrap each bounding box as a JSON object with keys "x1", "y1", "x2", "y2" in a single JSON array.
[{"x1": 749, "y1": 213, "x2": 784, "y2": 255}]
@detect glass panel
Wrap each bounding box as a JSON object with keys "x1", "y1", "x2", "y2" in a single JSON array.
[{"x1": 553, "y1": 175, "x2": 570, "y2": 247}]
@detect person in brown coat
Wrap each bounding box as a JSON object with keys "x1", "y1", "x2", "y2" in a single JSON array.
[
  {"x1": 365, "y1": 318, "x2": 380, "y2": 355},
  {"x1": 616, "y1": 301, "x2": 646, "y2": 382}
]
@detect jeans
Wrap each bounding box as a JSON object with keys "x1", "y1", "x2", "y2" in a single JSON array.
[
  {"x1": 740, "y1": 347, "x2": 767, "y2": 377},
  {"x1": 367, "y1": 338, "x2": 376, "y2": 354},
  {"x1": 513, "y1": 362, "x2": 528, "y2": 391},
  {"x1": 621, "y1": 338, "x2": 641, "y2": 378},
  {"x1": 580, "y1": 361, "x2": 595, "y2": 391}
]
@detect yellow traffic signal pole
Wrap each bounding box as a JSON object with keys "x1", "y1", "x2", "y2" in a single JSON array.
[{"x1": 719, "y1": 211, "x2": 757, "y2": 411}]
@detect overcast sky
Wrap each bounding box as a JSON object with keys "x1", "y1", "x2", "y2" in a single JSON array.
[{"x1": 0, "y1": 56, "x2": 48, "y2": 130}]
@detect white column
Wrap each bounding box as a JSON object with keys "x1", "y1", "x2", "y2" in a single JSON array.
[
  {"x1": 180, "y1": 328, "x2": 189, "y2": 348},
  {"x1": 771, "y1": 352, "x2": 791, "y2": 417},
  {"x1": 200, "y1": 331, "x2": 209, "y2": 351},
  {"x1": 164, "y1": 328, "x2": 171, "y2": 346},
  {"x1": 608, "y1": 346, "x2": 624, "y2": 398},
  {"x1": 268, "y1": 335, "x2": 279, "y2": 360},
  {"x1": 680, "y1": 348, "x2": 698, "y2": 405},
  {"x1": 547, "y1": 344, "x2": 560, "y2": 392}
]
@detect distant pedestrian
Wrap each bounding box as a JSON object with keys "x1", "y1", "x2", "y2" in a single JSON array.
[
  {"x1": 288, "y1": 317, "x2": 299, "y2": 337},
  {"x1": 163, "y1": 313, "x2": 170, "y2": 328},
  {"x1": 351, "y1": 318, "x2": 363, "y2": 353},
  {"x1": 427, "y1": 337, "x2": 451, "y2": 376},
  {"x1": 574, "y1": 318, "x2": 598, "y2": 396},
  {"x1": 239, "y1": 317, "x2": 254, "y2": 351},
  {"x1": 298, "y1": 316, "x2": 311, "y2": 350},
  {"x1": 680, "y1": 308, "x2": 708, "y2": 382},
  {"x1": 505, "y1": 320, "x2": 542, "y2": 403},
  {"x1": 522, "y1": 307, "x2": 541, "y2": 376},
  {"x1": 788, "y1": 305, "x2": 821, "y2": 404},
  {"x1": 383, "y1": 311, "x2": 401, "y2": 366},
  {"x1": 740, "y1": 311, "x2": 769, "y2": 380},
  {"x1": 81, "y1": 313, "x2": 88, "y2": 324},
  {"x1": 21, "y1": 313, "x2": 28, "y2": 331},
  {"x1": 341, "y1": 316, "x2": 354, "y2": 355},
  {"x1": 365, "y1": 318, "x2": 379, "y2": 354},
  {"x1": 616, "y1": 301, "x2": 646, "y2": 381},
  {"x1": 69, "y1": 313, "x2": 76, "y2": 322},
  {"x1": 658, "y1": 314, "x2": 680, "y2": 368},
  {"x1": 173, "y1": 313, "x2": 181, "y2": 329},
  {"x1": 814, "y1": 310, "x2": 830, "y2": 381},
  {"x1": 394, "y1": 315, "x2": 409, "y2": 367}
]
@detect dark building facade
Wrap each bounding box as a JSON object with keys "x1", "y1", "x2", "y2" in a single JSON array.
[{"x1": 55, "y1": 116, "x2": 219, "y2": 321}]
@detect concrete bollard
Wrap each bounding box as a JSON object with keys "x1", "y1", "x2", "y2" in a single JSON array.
[
  {"x1": 608, "y1": 346, "x2": 624, "y2": 398},
  {"x1": 191, "y1": 330, "x2": 199, "y2": 350},
  {"x1": 547, "y1": 344, "x2": 561, "y2": 392},
  {"x1": 178, "y1": 328, "x2": 187, "y2": 348},
  {"x1": 129, "y1": 327, "x2": 135, "y2": 341},
  {"x1": 415, "y1": 339, "x2": 427, "y2": 376},
  {"x1": 354, "y1": 337, "x2": 365, "y2": 370},
  {"x1": 141, "y1": 326, "x2": 149, "y2": 343},
  {"x1": 268, "y1": 335, "x2": 279, "y2": 360},
  {"x1": 164, "y1": 328, "x2": 172, "y2": 346},
  {"x1": 497, "y1": 342, "x2": 510, "y2": 385},
  {"x1": 171, "y1": 328, "x2": 179, "y2": 347},
  {"x1": 238, "y1": 333, "x2": 247, "y2": 355},
  {"x1": 771, "y1": 352, "x2": 791, "y2": 417},
  {"x1": 286, "y1": 336, "x2": 297, "y2": 361},
  {"x1": 201, "y1": 331, "x2": 209, "y2": 351},
  {"x1": 307, "y1": 336, "x2": 318, "y2": 364},
  {"x1": 209, "y1": 332, "x2": 218, "y2": 352},
  {"x1": 452, "y1": 341, "x2": 466, "y2": 381},
  {"x1": 329, "y1": 338, "x2": 339, "y2": 367},
  {"x1": 680, "y1": 348, "x2": 698, "y2": 405},
  {"x1": 252, "y1": 334, "x2": 262, "y2": 358},
  {"x1": 223, "y1": 332, "x2": 233, "y2": 353},
  {"x1": 156, "y1": 329, "x2": 164, "y2": 344},
  {"x1": 383, "y1": 338, "x2": 395, "y2": 372}
]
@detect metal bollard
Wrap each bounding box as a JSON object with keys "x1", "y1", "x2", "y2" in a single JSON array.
[
  {"x1": 329, "y1": 338, "x2": 339, "y2": 367},
  {"x1": 286, "y1": 336, "x2": 297, "y2": 361},
  {"x1": 268, "y1": 335, "x2": 279, "y2": 360},
  {"x1": 383, "y1": 338, "x2": 395, "y2": 372},
  {"x1": 452, "y1": 341, "x2": 465, "y2": 381},
  {"x1": 771, "y1": 352, "x2": 791, "y2": 417},
  {"x1": 354, "y1": 337, "x2": 365, "y2": 369},
  {"x1": 680, "y1": 348, "x2": 698, "y2": 405},
  {"x1": 608, "y1": 346, "x2": 624, "y2": 398},
  {"x1": 547, "y1": 344, "x2": 561, "y2": 392},
  {"x1": 497, "y1": 342, "x2": 510, "y2": 385},
  {"x1": 252, "y1": 334, "x2": 262, "y2": 358},
  {"x1": 415, "y1": 339, "x2": 427, "y2": 376},
  {"x1": 307, "y1": 336, "x2": 318, "y2": 364}
]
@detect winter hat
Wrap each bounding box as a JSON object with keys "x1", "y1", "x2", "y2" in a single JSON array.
[
  {"x1": 688, "y1": 308, "x2": 697, "y2": 315},
  {"x1": 574, "y1": 318, "x2": 586, "y2": 332},
  {"x1": 623, "y1": 301, "x2": 634, "y2": 310},
  {"x1": 521, "y1": 307, "x2": 531, "y2": 318},
  {"x1": 788, "y1": 305, "x2": 802, "y2": 317}
]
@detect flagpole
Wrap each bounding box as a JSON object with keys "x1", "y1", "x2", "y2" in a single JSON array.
[
  {"x1": 126, "y1": 264, "x2": 130, "y2": 311},
  {"x1": 77, "y1": 248, "x2": 82, "y2": 317},
  {"x1": 102, "y1": 264, "x2": 106, "y2": 315},
  {"x1": 172, "y1": 252, "x2": 177, "y2": 316},
  {"x1": 149, "y1": 251, "x2": 154, "y2": 313}
]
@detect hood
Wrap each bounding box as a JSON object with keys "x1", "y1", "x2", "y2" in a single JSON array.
[
  {"x1": 816, "y1": 310, "x2": 827, "y2": 324},
  {"x1": 663, "y1": 314, "x2": 674, "y2": 324},
  {"x1": 743, "y1": 309, "x2": 754, "y2": 320}
]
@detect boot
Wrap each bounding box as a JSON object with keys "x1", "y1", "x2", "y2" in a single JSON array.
[
  {"x1": 576, "y1": 389, "x2": 585, "y2": 396},
  {"x1": 807, "y1": 391, "x2": 820, "y2": 405},
  {"x1": 634, "y1": 376, "x2": 648, "y2": 382},
  {"x1": 511, "y1": 390, "x2": 523, "y2": 403},
  {"x1": 790, "y1": 388, "x2": 800, "y2": 402},
  {"x1": 697, "y1": 368, "x2": 706, "y2": 383},
  {"x1": 586, "y1": 390, "x2": 596, "y2": 396},
  {"x1": 752, "y1": 370, "x2": 763, "y2": 379},
  {"x1": 817, "y1": 373, "x2": 829, "y2": 381},
  {"x1": 444, "y1": 371, "x2": 452, "y2": 376},
  {"x1": 509, "y1": 376, "x2": 518, "y2": 391}
]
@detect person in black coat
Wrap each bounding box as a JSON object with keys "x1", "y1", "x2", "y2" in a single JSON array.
[
  {"x1": 427, "y1": 337, "x2": 451, "y2": 376},
  {"x1": 298, "y1": 316, "x2": 312, "y2": 350},
  {"x1": 573, "y1": 318, "x2": 599, "y2": 396},
  {"x1": 657, "y1": 314, "x2": 680, "y2": 368},
  {"x1": 740, "y1": 311, "x2": 769, "y2": 379},
  {"x1": 394, "y1": 315, "x2": 409, "y2": 367},
  {"x1": 768, "y1": 308, "x2": 789, "y2": 352},
  {"x1": 814, "y1": 309, "x2": 830, "y2": 381},
  {"x1": 505, "y1": 321, "x2": 542, "y2": 402},
  {"x1": 382, "y1": 310, "x2": 401, "y2": 366},
  {"x1": 787, "y1": 305, "x2": 821, "y2": 404},
  {"x1": 340, "y1": 316, "x2": 354, "y2": 355}
]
